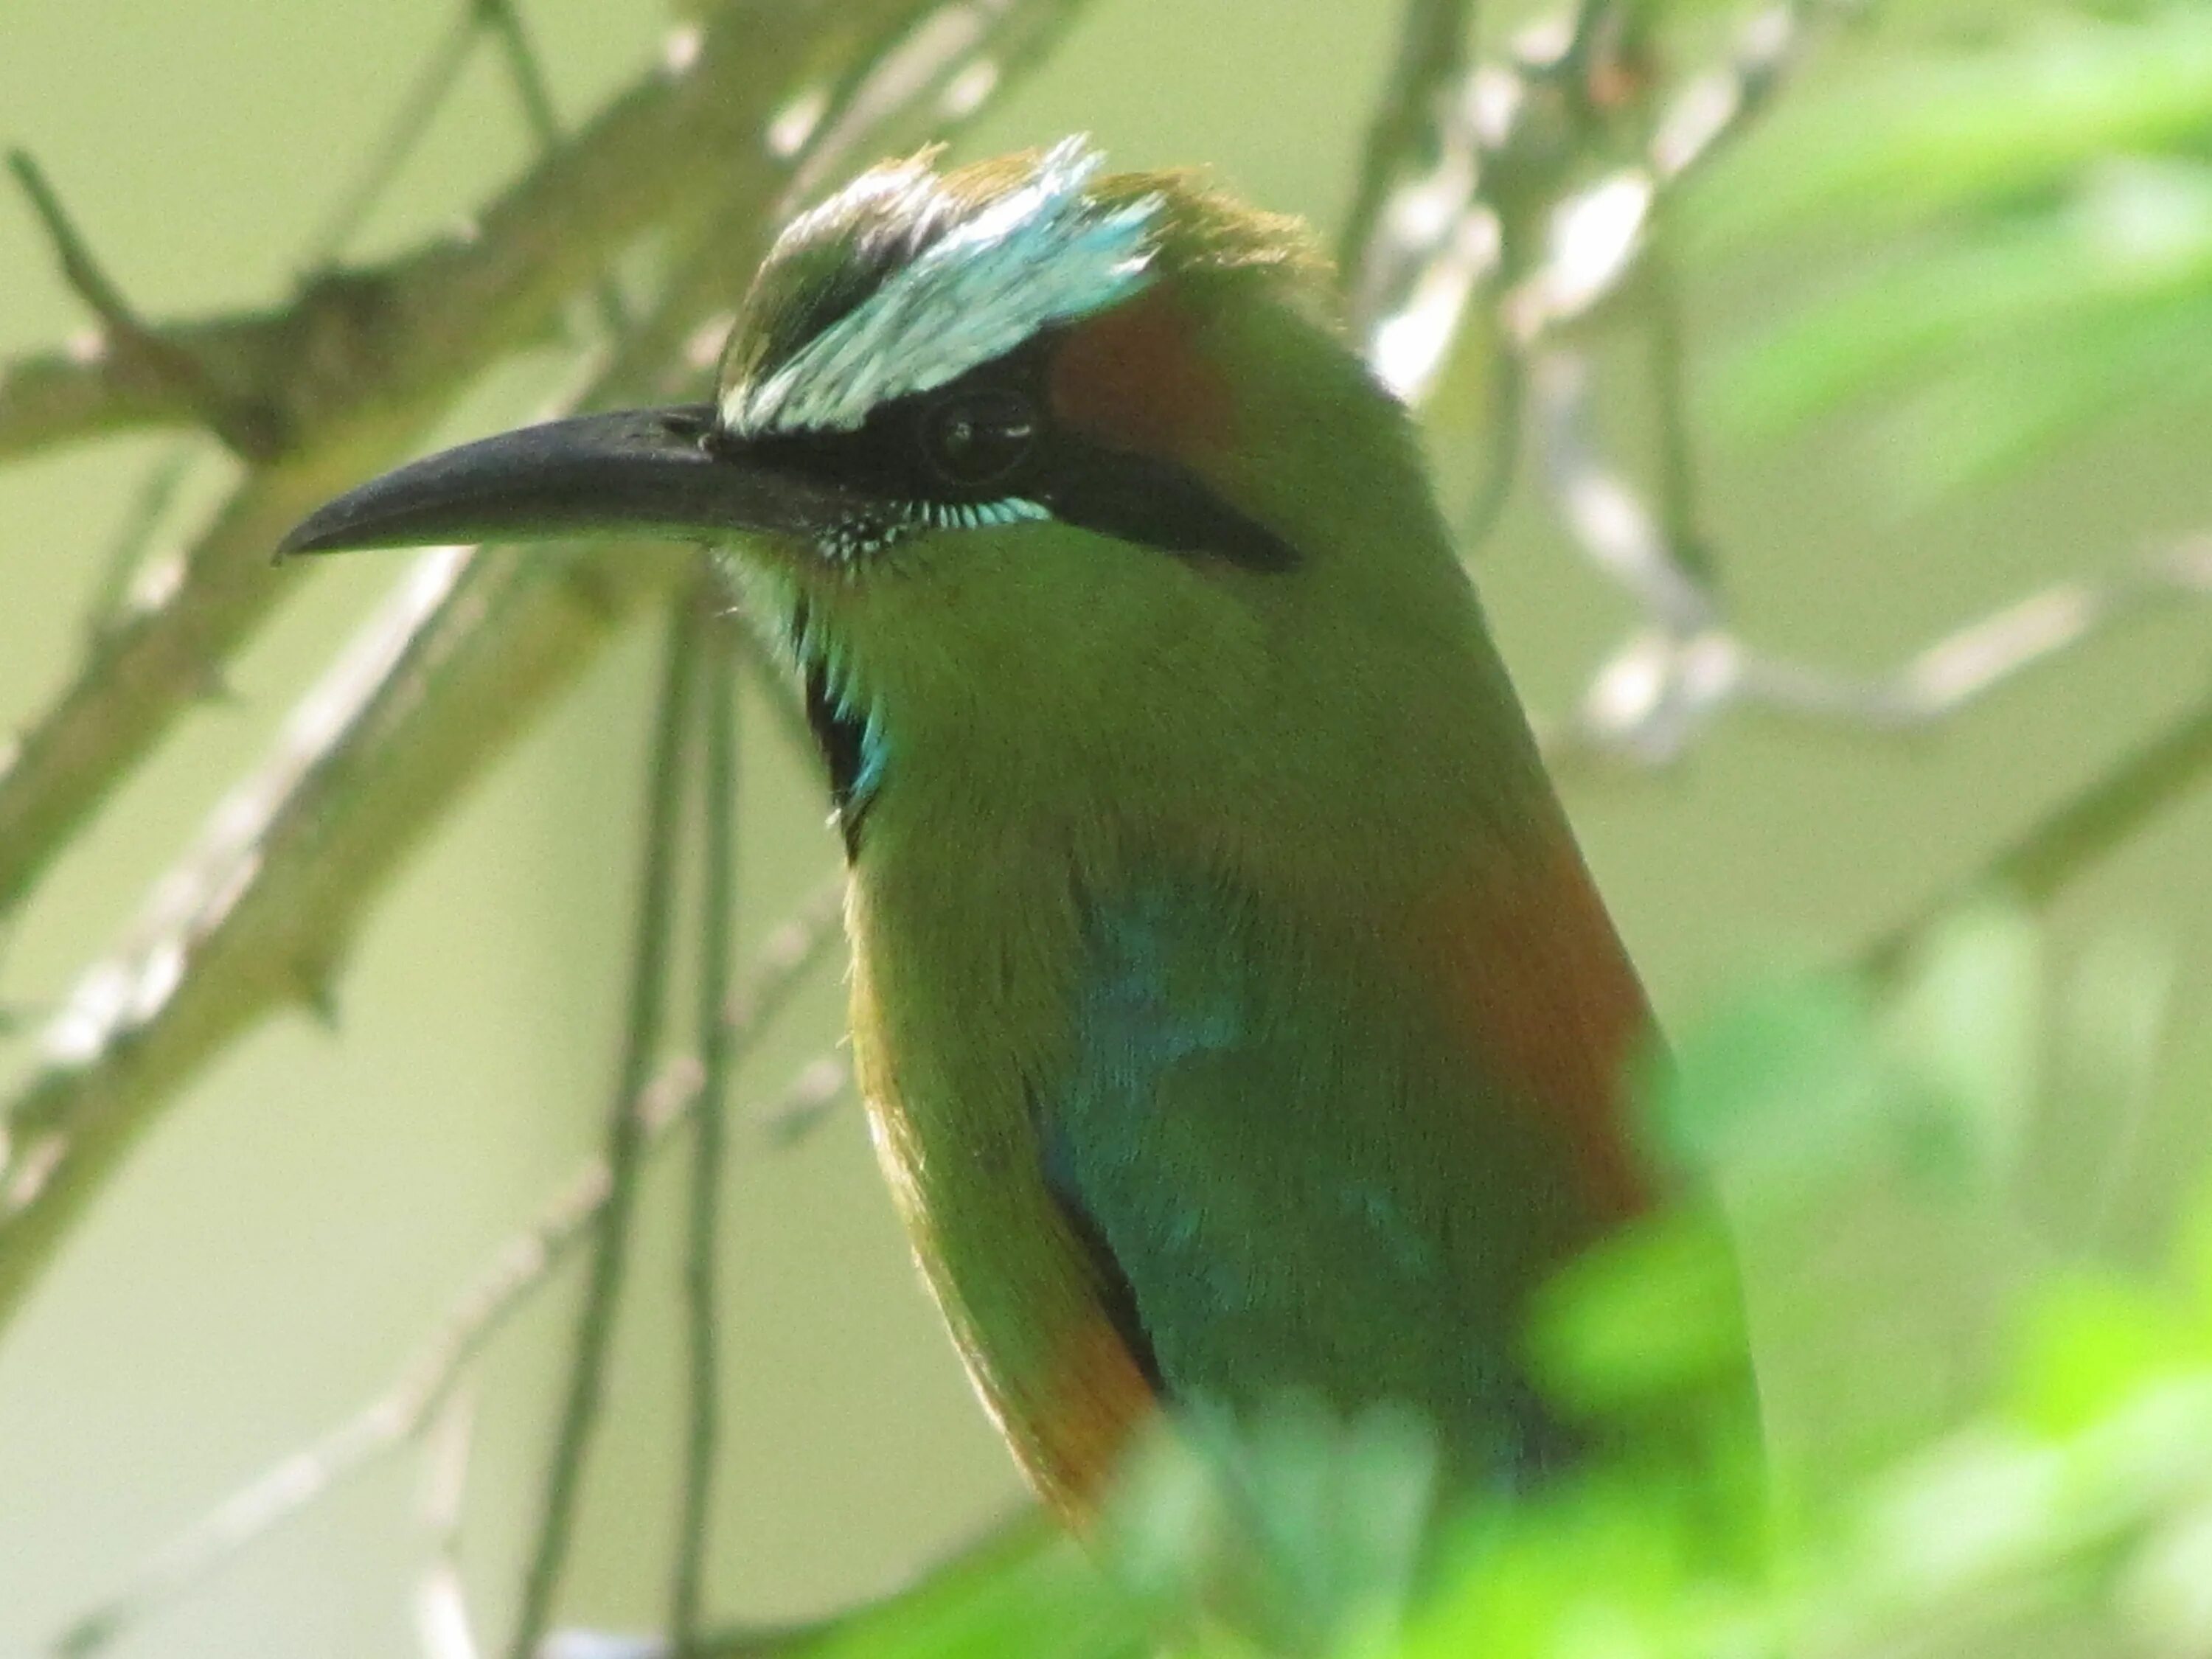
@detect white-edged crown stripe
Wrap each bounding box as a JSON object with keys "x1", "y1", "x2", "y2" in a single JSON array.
[{"x1": 722, "y1": 138, "x2": 1161, "y2": 437}]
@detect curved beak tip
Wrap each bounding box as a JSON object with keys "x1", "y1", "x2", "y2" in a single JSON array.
[
  {"x1": 274, "y1": 503, "x2": 364, "y2": 561},
  {"x1": 268, "y1": 405, "x2": 842, "y2": 565}
]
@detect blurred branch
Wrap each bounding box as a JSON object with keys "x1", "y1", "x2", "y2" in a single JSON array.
[
  {"x1": 540, "y1": 1512, "x2": 1121, "y2": 1659},
  {"x1": 1545, "y1": 530, "x2": 2212, "y2": 768},
  {"x1": 1337, "y1": 0, "x2": 1477, "y2": 300},
  {"x1": 484, "y1": 0, "x2": 574, "y2": 174},
  {"x1": 671, "y1": 597, "x2": 741, "y2": 1652},
  {"x1": 1531, "y1": 346, "x2": 1717, "y2": 639},
  {"x1": 478, "y1": 0, "x2": 632, "y2": 338},
  {"x1": 80, "y1": 446, "x2": 194, "y2": 647},
  {"x1": 1490, "y1": 0, "x2": 2212, "y2": 772},
  {"x1": 0, "y1": 0, "x2": 1088, "y2": 1340},
  {"x1": 507, "y1": 599, "x2": 702, "y2": 1659},
  {"x1": 1648, "y1": 0, "x2": 1864, "y2": 189},
  {"x1": 1335, "y1": 0, "x2": 2208, "y2": 773},
  {"x1": 46, "y1": 885, "x2": 846, "y2": 1659},
  {"x1": 1351, "y1": 1, "x2": 1861, "y2": 421},
  {"x1": 1493, "y1": 0, "x2": 1870, "y2": 354},
  {"x1": 7, "y1": 151, "x2": 285, "y2": 459},
  {"x1": 0, "y1": 538, "x2": 686, "y2": 1326},
  {"x1": 414, "y1": 1386, "x2": 487, "y2": 1659},
  {"x1": 1989, "y1": 681, "x2": 2212, "y2": 907},
  {"x1": 1864, "y1": 673, "x2": 2212, "y2": 978},
  {"x1": 1639, "y1": 248, "x2": 1713, "y2": 591},
  {"x1": 303, "y1": 0, "x2": 485, "y2": 265},
  {"x1": 0, "y1": 0, "x2": 1023, "y2": 929}
]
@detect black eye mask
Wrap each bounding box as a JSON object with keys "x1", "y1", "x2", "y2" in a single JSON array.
[{"x1": 720, "y1": 338, "x2": 1299, "y2": 574}]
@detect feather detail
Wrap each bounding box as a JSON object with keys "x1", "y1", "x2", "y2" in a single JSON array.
[
  {"x1": 726, "y1": 138, "x2": 1161, "y2": 437},
  {"x1": 713, "y1": 142, "x2": 1697, "y2": 1517},
  {"x1": 1408, "y1": 838, "x2": 1657, "y2": 1223},
  {"x1": 845, "y1": 880, "x2": 1163, "y2": 1521},
  {"x1": 1050, "y1": 287, "x2": 1237, "y2": 469}
]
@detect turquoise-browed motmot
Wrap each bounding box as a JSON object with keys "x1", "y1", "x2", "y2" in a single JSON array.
[{"x1": 285, "y1": 140, "x2": 1667, "y2": 1520}]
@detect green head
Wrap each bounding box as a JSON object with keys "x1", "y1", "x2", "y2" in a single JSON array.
[{"x1": 285, "y1": 139, "x2": 1537, "y2": 872}]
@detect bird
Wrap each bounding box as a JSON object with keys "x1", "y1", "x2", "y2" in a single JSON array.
[{"x1": 283, "y1": 138, "x2": 1680, "y2": 1526}]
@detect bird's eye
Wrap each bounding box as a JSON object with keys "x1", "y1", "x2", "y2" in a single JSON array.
[{"x1": 919, "y1": 391, "x2": 1040, "y2": 491}]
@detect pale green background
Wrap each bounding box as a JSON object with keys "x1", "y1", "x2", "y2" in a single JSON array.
[{"x1": 1, "y1": 2, "x2": 2207, "y2": 1655}]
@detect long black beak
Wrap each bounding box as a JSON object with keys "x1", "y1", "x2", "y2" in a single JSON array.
[{"x1": 279, "y1": 405, "x2": 857, "y2": 557}]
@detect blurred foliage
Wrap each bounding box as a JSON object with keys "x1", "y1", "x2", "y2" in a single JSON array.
[
  {"x1": 1697, "y1": 2, "x2": 2212, "y2": 493},
  {"x1": 751, "y1": 905, "x2": 2212, "y2": 1658}
]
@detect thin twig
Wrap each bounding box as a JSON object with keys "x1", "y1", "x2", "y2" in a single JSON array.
[
  {"x1": 7, "y1": 154, "x2": 152, "y2": 347},
  {"x1": 304, "y1": 0, "x2": 487, "y2": 265},
  {"x1": 414, "y1": 1384, "x2": 486, "y2": 1659},
  {"x1": 1547, "y1": 537, "x2": 2212, "y2": 768},
  {"x1": 508, "y1": 598, "x2": 701, "y2": 1659},
  {"x1": 0, "y1": 0, "x2": 1090, "y2": 1340},
  {"x1": 7, "y1": 150, "x2": 282, "y2": 459},
  {"x1": 0, "y1": 0, "x2": 1001, "y2": 933},
  {"x1": 1648, "y1": 0, "x2": 1871, "y2": 189},
  {"x1": 1532, "y1": 346, "x2": 1716, "y2": 633},
  {"x1": 722, "y1": 617, "x2": 815, "y2": 775},
  {"x1": 481, "y1": 0, "x2": 564, "y2": 149},
  {"x1": 1863, "y1": 680, "x2": 2212, "y2": 978},
  {"x1": 778, "y1": 0, "x2": 1080, "y2": 207},
  {"x1": 1503, "y1": 0, "x2": 2205, "y2": 771},
  {"x1": 478, "y1": 0, "x2": 630, "y2": 338},
  {"x1": 1344, "y1": 73, "x2": 1494, "y2": 395},
  {"x1": 44, "y1": 885, "x2": 846, "y2": 1659},
  {"x1": 80, "y1": 447, "x2": 194, "y2": 646},
  {"x1": 1639, "y1": 244, "x2": 1712, "y2": 592},
  {"x1": 670, "y1": 591, "x2": 740, "y2": 1651},
  {"x1": 543, "y1": 1511, "x2": 1099, "y2": 1659},
  {"x1": 1337, "y1": 0, "x2": 1478, "y2": 293}
]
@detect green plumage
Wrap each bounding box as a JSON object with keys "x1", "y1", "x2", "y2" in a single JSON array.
[
  {"x1": 280, "y1": 140, "x2": 1695, "y2": 1524},
  {"x1": 782, "y1": 212, "x2": 1656, "y2": 1509}
]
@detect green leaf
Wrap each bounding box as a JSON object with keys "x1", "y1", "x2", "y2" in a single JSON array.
[
  {"x1": 1714, "y1": 158, "x2": 2212, "y2": 461},
  {"x1": 1403, "y1": 1490, "x2": 1729, "y2": 1659},
  {"x1": 1645, "y1": 971, "x2": 1886, "y2": 1189},
  {"x1": 1881, "y1": 903, "x2": 2040, "y2": 1192},
  {"x1": 1527, "y1": 1214, "x2": 1751, "y2": 1417},
  {"x1": 793, "y1": 1514, "x2": 1150, "y2": 1659},
  {"x1": 2008, "y1": 1270, "x2": 2199, "y2": 1437},
  {"x1": 2174, "y1": 1169, "x2": 2212, "y2": 1329},
  {"x1": 2059, "y1": 928, "x2": 2176, "y2": 1247},
  {"x1": 1877, "y1": 282, "x2": 2212, "y2": 493},
  {"x1": 1101, "y1": 1404, "x2": 1439, "y2": 1657},
  {"x1": 1691, "y1": 10, "x2": 2212, "y2": 250}
]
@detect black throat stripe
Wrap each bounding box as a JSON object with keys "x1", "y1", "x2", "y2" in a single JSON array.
[{"x1": 790, "y1": 599, "x2": 874, "y2": 860}]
